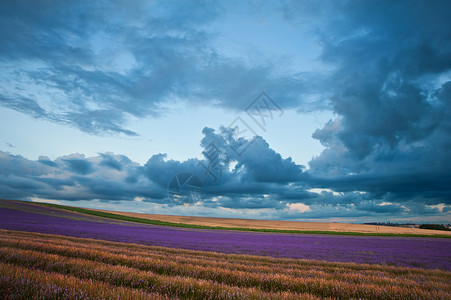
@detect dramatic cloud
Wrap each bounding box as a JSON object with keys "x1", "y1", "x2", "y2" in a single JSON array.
[
  {"x1": 282, "y1": 0, "x2": 451, "y2": 207},
  {"x1": 0, "y1": 0, "x2": 314, "y2": 136},
  {"x1": 0, "y1": 1, "x2": 450, "y2": 222},
  {"x1": 0, "y1": 126, "x2": 449, "y2": 221}
]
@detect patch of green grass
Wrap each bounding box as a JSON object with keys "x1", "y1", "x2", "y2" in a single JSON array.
[{"x1": 33, "y1": 202, "x2": 451, "y2": 238}]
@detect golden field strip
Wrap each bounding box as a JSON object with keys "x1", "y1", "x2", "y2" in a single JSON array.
[
  {"x1": 1, "y1": 229, "x2": 450, "y2": 299},
  {"x1": 94, "y1": 208, "x2": 451, "y2": 236}
]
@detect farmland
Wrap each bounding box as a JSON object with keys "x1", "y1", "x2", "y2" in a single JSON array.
[
  {"x1": 1, "y1": 230, "x2": 451, "y2": 299},
  {"x1": 1, "y1": 199, "x2": 450, "y2": 299},
  {"x1": 94, "y1": 208, "x2": 451, "y2": 236},
  {"x1": 35, "y1": 201, "x2": 451, "y2": 238}
]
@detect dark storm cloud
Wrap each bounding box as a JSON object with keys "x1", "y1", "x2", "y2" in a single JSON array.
[
  {"x1": 99, "y1": 153, "x2": 132, "y2": 171},
  {"x1": 0, "y1": 119, "x2": 449, "y2": 220},
  {"x1": 0, "y1": 152, "x2": 50, "y2": 177},
  {"x1": 0, "y1": 150, "x2": 161, "y2": 202},
  {"x1": 1, "y1": 1, "x2": 450, "y2": 221},
  {"x1": 199, "y1": 127, "x2": 306, "y2": 184},
  {"x1": 1, "y1": 125, "x2": 308, "y2": 209},
  {"x1": 0, "y1": 0, "x2": 314, "y2": 136},
  {"x1": 38, "y1": 156, "x2": 58, "y2": 168},
  {"x1": 280, "y1": 0, "x2": 451, "y2": 207},
  {"x1": 143, "y1": 154, "x2": 200, "y2": 188},
  {"x1": 62, "y1": 158, "x2": 93, "y2": 175}
]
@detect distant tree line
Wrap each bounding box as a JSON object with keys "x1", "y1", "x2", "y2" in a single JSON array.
[
  {"x1": 363, "y1": 222, "x2": 415, "y2": 227},
  {"x1": 419, "y1": 224, "x2": 451, "y2": 231},
  {"x1": 364, "y1": 222, "x2": 451, "y2": 231}
]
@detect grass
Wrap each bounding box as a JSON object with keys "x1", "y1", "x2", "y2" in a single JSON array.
[{"x1": 34, "y1": 202, "x2": 451, "y2": 238}]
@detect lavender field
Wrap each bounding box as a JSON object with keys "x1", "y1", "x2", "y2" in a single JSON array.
[
  {"x1": 2, "y1": 229, "x2": 450, "y2": 299},
  {"x1": 1, "y1": 200, "x2": 451, "y2": 299},
  {"x1": 1, "y1": 200, "x2": 450, "y2": 271}
]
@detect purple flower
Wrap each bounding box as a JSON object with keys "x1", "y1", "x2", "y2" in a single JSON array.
[{"x1": 1, "y1": 203, "x2": 450, "y2": 271}]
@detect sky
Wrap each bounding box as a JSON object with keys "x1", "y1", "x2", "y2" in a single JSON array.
[{"x1": 0, "y1": 0, "x2": 450, "y2": 223}]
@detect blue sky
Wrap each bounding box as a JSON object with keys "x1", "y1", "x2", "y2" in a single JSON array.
[{"x1": 1, "y1": 0, "x2": 450, "y2": 223}]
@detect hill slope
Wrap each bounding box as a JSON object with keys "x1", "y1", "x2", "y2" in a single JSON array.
[{"x1": 94, "y1": 208, "x2": 451, "y2": 236}]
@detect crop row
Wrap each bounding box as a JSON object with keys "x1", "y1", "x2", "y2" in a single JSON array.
[
  {"x1": 0, "y1": 246, "x2": 444, "y2": 300},
  {"x1": 3, "y1": 230, "x2": 448, "y2": 275},
  {"x1": 0, "y1": 262, "x2": 166, "y2": 300},
  {"x1": 1, "y1": 236, "x2": 448, "y2": 292},
  {"x1": 0, "y1": 248, "x2": 318, "y2": 300},
  {"x1": 0, "y1": 237, "x2": 317, "y2": 299},
  {"x1": 1, "y1": 230, "x2": 450, "y2": 299},
  {"x1": 2, "y1": 229, "x2": 443, "y2": 276}
]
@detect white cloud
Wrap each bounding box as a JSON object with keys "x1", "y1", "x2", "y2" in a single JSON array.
[{"x1": 288, "y1": 203, "x2": 311, "y2": 213}]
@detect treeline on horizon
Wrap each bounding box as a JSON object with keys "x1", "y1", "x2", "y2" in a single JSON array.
[
  {"x1": 419, "y1": 224, "x2": 451, "y2": 231},
  {"x1": 364, "y1": 222, "x2": 450, "y2": 231}
]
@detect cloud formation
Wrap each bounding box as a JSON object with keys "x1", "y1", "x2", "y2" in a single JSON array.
[
  {"x1": 0, "y1": 1, "x2": 450, "y2": 222},
  {"x1": 0, "y1": 0, "x2": 314, "y2": 136},
  {"x1": 0, "y1": 125, "x2": 449, "y2": 221},
  {"x1": 281, "y1": 0, "x2": 451, "y2": 207}
]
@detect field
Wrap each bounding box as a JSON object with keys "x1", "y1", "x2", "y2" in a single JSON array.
[
  {"x1": 2, "y1": 229, "x2": 451, "y2": 299},
  {"x1": 95, "y1": 209, "x2": 451, "y2": 236},
  {"x1": 1, "y1": 199, "x2": 450, "y2": 299},
  {"x1": 34, "y1": 201, "x2": 451, "y2": 238}
]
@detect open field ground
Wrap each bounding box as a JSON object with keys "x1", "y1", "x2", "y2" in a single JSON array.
[
  {"x1": 1, "y1": 200, "x2": 450, "y2": 270},
  {"x1": 1, "y1": 199, "x2": 451, "y2": 299},
  {"x1": 7, "y1": 199, "x2": 448, "y2": 237},
  {"x1": 1, "y1": 229, "x2": 450, "y2": 299},
  {"x1": 94, "y1": 208, "x2": 451, "y2": 236}
]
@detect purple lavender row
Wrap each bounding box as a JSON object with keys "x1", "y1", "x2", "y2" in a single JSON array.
[{"x1": 0, "y1": 204, "x2": 450, "y2": 271}]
